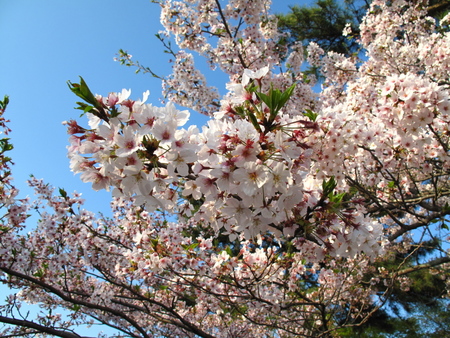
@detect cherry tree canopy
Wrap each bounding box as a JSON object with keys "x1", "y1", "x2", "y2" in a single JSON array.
[{"x1": 0, "y1": 0, "x2": 449, "y2": 337}]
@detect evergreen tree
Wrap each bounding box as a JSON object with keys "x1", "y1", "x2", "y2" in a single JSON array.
[
  {"x1": 276, "y1": 0, "x2": 366, "y2": 56},
  {"x1": 277, "y1": 0, "x2": 450, "y2": 56}
]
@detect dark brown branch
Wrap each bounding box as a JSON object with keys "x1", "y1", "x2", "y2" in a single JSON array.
[
  {"x1": 214, "y1": 0, "x2": 248, "y2": 69},
  {"x1": 388, "y1": 210, "x2": 450, "y2": 241},
  {"x1": 0, "y1": 316, "x2": 91, "y2": 338},
  {"x1": 396, "y1": 255, "x2": 450, "y2": 276}
]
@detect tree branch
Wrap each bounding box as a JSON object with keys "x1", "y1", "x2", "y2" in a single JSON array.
[
  {"x1": 0, "y1": 267, "x2": 150, "y2": 338},
  {"x1": 396, "y1": 255, "x2": 450, "y2": 276},
  {"x1": 0, "y1": 316, "x2": 91, "y2": 338}
]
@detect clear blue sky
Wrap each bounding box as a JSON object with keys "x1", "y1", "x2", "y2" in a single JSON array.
[
  {"x1": 0, "y1": 0, "x2": 309, "y2": 335},
  {"x1": 0, "y1": 0, "x2": 309, "y2": 213}
]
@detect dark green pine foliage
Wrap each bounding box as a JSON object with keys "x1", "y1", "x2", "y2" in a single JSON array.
[
  {"x1": 276, "y1": 0, "x2": 450, "y2": 57},
  {"x1": 428, "y1": 0, "x2": 450, "y2": 20},
  {"x1": 339, "y1": 239, "x2": 450, "y2": 337},
  {"x1": 276, "y1": 0, "x2": 366, "y2": 56}
]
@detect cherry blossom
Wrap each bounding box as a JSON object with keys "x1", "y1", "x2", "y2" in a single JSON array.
[{"x1": 0, "y1": 0, "x2": 449, "y2": 337}]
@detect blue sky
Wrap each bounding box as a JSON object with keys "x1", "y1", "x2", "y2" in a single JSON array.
[
  {"x1": 0, "y1": 0, "x2": 310, "y2": 335},
  {"x1": 0, "y1": 0, "x2": 310, "y2": 214}
]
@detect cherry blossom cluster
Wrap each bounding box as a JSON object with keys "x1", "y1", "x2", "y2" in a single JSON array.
[
  {"x1": 309, "y1": 0, "x2": 450, "y2": 212},
  {"x1": 0, "y1": 177, "x2": 375, "y2": 336},
  {"x1": 152, "y1": 0, "x2": 299, "y2": 115},
  {"x1": 66, "y1": 66, "x2": 385, "y2": 261},
  {"x1": 306, "y1": 0, "x2": 450, "y2": 296},
  {"x1": 0, "y1": 98, "x2": 29, "y2": 230},
  {"x1": 158, "y1": 0, "x2": 281, "y2": 72},
  {"x1": 162, "y1": 50, "x2": 221, "y2": 114}
]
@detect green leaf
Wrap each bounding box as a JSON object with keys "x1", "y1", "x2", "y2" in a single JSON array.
[
  {"x1": 110, "y1": 106, "x2": 120, "y2": 118},
  {"x1": 303, "y1": 109, "x2": 319, "y2": 122},
  {"x1": 68, "y1": 77, "x2": 97, "y2": 105},
  {"x1": 234, "y1": 105, "x2": 246, "y2": 118},
  {"x1": 151, "y1": 239, "x2": 159, "y2": 248},
  {"x1": 247, "y1": 110, "x2": 262, "y2": 132},
  {"x1": 180, "y1": 293, "x2": 197, "y2": 307},
  {"x1": 255, "y1": 84, "x2": 296, "y2": 122},
  {"x1": 33, "y1": 268, "x2": 45, "y2": 278},
  {"x1": 182, "y1": 243, "x2": 199, "y2": 251},
  {"x1": 0, "y1": 138, "x2": 13, "y2": 153},
  {"x1": 59, "y1": 188, "x2": 67, "y2": 199},
  {"x1": 0, "y1": 226, "x2": 10, "y2": 233},
  {"x1": 256, "y1": 91, "x2": 271, "y2": 110},
  {"x1": 443, "y1": 202, "x2": 450, "y2": 213},
  {"x1": 225, "y1": 247, "x2": 233, "y2": 257},
  {"x1": 322, "y1": 176, "x2": 337, "y2": 197},
  {"x1": 68, "y1": 77, "x2": 109, "y2": 121},
  {"x1": 330, "y1": 191, "x2": 346, "y2": 205},
  {"x1": 277, "y1": 84, "x2": 296, "y2": 110},
  {"x1": 74, "y1": 102, "x2": 94, "y2": 114},
  {"x1": 0, "y1": 95, "x2": 9, "y2": 110}
]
